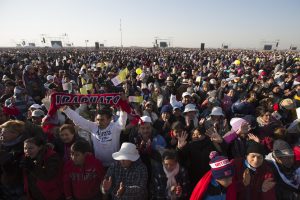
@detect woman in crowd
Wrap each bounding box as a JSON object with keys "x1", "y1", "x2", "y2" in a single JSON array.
[
  {"x1": 176, "y1": 126, "x2": 226, "y2": 188},
  {"x1": 52, "y1": 124, "x2": 85, "y2": 162},
  {"x1": 233, "y1": 141, "x2": 276, "y2": 200},
  {"x1": 151, "y1": 149, "x2": 190, "y2": 200},
  {"x1": 22, "y1": 137, "x2": 63, "y2": 200}
]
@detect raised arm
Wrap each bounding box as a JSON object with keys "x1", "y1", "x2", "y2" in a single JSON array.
[{"x1": 63, "y1": 106, "x2": 98, "y2": 133}]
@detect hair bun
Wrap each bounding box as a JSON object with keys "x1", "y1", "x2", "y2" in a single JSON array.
[{"x1": 209, "y1": 151, "x2": 219, "y2": 160}]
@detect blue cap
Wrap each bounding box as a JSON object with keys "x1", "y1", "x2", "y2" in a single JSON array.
[{"x1": 160, "y1": 105, "x2": 172, "y2": 114}]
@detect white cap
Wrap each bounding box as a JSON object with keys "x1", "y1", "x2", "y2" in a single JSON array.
[
  {"x1": 30, "y1": 104, "x2": 42, "y2": 110},
  {"x1": 140, "y1": 116, "x2": 152, "y2": 124},
  {"x1": 46, "y1": 75, "x2": 54, "y2": 81},
  {"x1": 32, "y1": 109, "x2": 45, "y2": 117},
  {"x1": 182, "y1": 92, "x2": 191, "y2": 98},
  {"x1": 112, "y1": 142, "x2": 140, "y2": 162}
]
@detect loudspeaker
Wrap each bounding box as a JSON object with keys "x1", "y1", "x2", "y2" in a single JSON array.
[
  {"x1": 95, "y1": 42, "x2": 99, "y2": 50},
  {"x1": 200, "y1": 43, "x2": 205, "y2": 50}
]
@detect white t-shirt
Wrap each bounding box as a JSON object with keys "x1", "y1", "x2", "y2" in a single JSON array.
[{"x1": 64, "y1": 107, "x2": 127, "y2": 167}]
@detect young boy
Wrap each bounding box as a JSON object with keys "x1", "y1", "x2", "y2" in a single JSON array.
[
  {"x1": 190, "y1": 151, "x2": 236, "y2": 200},
  {"x1": 63, "y1": 140, "x2": 105, "y2": 200}
]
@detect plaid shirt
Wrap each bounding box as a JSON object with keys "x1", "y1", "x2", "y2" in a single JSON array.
[{"x1": 105, "y1": 159, "x2": 148, "y2": 200}]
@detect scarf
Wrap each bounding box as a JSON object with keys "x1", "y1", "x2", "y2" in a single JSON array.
[
  {"x1": 163, "y1": 163, "x2": 180, "y2": 198},
  {"x1": 190, "y1": 170, "x2": 237, "y2": 200},
  {"x1": 48, "y1": 92, "x2": 140, "y2": 123},
  {"x1": 267, "y1": 153, "x2": 300, "y2": 189},
  {"x1": 244, "y1": 159, "x2": 257, "y2": 172}
]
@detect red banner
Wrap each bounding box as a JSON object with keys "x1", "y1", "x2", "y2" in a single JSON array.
[{"x1": 48, "y1": 93, "x2": 132, "y2": 117}]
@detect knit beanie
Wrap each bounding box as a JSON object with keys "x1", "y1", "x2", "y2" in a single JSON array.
[
  {"x1": 246, "y1": 141, "x2": 265, "y2": 156},
  {"x1": 209, "y1": 151, "x2": 234, "y2": 180},
  {"x1": 230, "y1": 118, "x2": 247, "y2": 132}
]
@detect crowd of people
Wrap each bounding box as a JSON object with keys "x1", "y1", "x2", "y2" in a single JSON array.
[{"x1": 0, "y1": 47, "x2": 300, "y2": 200}]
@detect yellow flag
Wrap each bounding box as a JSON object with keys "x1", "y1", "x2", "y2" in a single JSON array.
[
  {"x1": 118, "y1": 68, "x2": 129, "y2": 81},
  {"x1": 80, "y1": 88, "x2": 88, "y2": 94},
  {"x1": 128, "y1": 96, "x2": 143, "y2": 103},
  {"x1": 83, "y1": 84, "x2": 93, "y2": 91},
  {"x1": 81, "y1": 78, "x2": 86, "y2": 85}
]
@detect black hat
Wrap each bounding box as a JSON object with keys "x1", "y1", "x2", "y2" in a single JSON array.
[{"x1": 246, "y1": 141, "x2": 265, "y2": 156}]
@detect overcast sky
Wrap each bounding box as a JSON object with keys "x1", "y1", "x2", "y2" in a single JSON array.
[{"x1": 0, "y1": 0, "x2": 299, "y2": 49}]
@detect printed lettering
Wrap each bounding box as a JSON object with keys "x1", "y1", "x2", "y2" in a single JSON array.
[
  {"x1": 112, "y1": 95, "x2": 121, "y2": 104},
  {"x1": 61, "y1": 95, "x2": 71, "y2": 104}
]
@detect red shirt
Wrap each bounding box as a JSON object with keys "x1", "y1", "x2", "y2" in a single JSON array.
[{"x1": 63, "y1": 153, "x2": 105, "y2": 199}]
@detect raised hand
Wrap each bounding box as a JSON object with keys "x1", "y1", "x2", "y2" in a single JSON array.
[
  {"x1": 175, "y1": 184, "x2": 182, "y2": 196},
  {"x1": 177, "y1": 131, "x2": 188, "y2": 149},
  {"x1": 248, "y1": 133, "x2": 260, "y2": 143},
  {"x1": 243, "y1": 168, "x2": 251, "y2": 186},
  {"x1": 237, "y1": 122, "x2": 250, "y2": 135},
  {"x1": 116, "y1": 182, "x2": 125, "y2": 198},
  {"x1": 206, "y1": 127, "x2": 223, "y2": 143},
  {"x1": 61, "y1": 105, "x2": 69, "y2": 111},
  {"x1": 102, "y1": 176, "x2": 112, "y2": 192},
  {"x1": 262, "y1": 178, "x2": 276, "y2": 192},
  {"x1": 199, "y1": 118, "x2": 205, "y2": 126},
  {"x1": 210, "y1": 132, "x2": 223, "y2": 144}
]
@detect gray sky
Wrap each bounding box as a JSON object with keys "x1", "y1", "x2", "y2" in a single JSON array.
[{"x1": 0, "y1": 0, "x2": 299, "y2": 49}]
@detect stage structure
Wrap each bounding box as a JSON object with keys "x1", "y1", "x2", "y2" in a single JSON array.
[
  {"x1": 40, "y1": 33, "x2": 73, "y2": 48},
  {"x1": 222, "y1": 43, "x2": 229, "y2": 49},
  {"x1": 153, "y1": 37, "x2": 173, "y2": 48},
  {"x1": 260, "y1": 39, "x2": 280, "y2": 51},
  {"x1": 290, "y1": 44, "x2": 298, "y2": 51},
  {"x1": 16, "y1": 39, "x2": 37, "y2": 48}
]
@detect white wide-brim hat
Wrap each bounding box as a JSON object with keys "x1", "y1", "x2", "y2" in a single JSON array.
[
  {"x1": 112, "y1": 143, "x2": 140, "y2": 162},
  {"x1": 183, "y1": 104, "x2": 198, "y2": 113},
  {"x1": 210, "y1": 106, "x2": 224, "y2": 116}
]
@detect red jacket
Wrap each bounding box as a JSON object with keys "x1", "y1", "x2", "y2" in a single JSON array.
[
  {"x1": 233, "y1": 158, "x2": 276, "y2": 200},
  {"x1": 63, "y1": 153, "x2": 105, "y2": 199},
  {"x1": 190, "y1": 170, "x2": 237, "y2": 200},
  {"x1": 24, "y1": 148, "x2": 63, "y2": 200}
]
